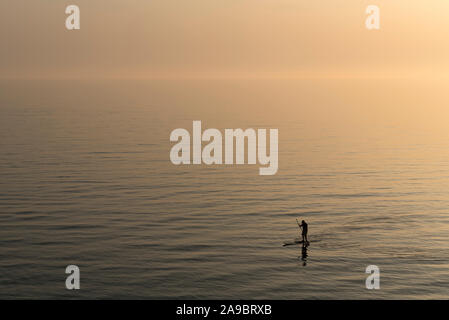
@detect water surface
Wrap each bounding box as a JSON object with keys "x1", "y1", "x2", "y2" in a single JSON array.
[{"x1": 1, "y1": 78, "x2": 449, "y2": 299}]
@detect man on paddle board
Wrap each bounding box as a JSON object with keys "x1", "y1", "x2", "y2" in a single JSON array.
[{"x1": 298, "y1": 219, "x2": 308, "y2": 243}]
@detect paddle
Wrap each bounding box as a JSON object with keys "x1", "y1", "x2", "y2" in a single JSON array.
[{"x1": 296, "y1": 219, "x2": 302, "y2": 230}]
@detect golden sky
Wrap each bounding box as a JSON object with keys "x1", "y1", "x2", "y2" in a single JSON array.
[{"x1": 1, "y1": 0, "x2": 449, "y2": 78}]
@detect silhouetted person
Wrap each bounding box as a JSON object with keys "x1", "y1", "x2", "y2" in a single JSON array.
[{"x1": 299, "y1": 220, "x2": 308, "y2": 243}]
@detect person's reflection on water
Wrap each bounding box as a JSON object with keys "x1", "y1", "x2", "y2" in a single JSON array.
[{"x1": 300, "y1": 243, "x2": 308, "y2": 266}]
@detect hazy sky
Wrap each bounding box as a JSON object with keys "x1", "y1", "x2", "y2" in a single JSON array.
[{"x1": 1, "y1": 0, "x2": 449, "y2": 78}]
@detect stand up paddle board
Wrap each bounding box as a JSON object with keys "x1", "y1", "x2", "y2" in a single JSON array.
[{"x1": 283, "y1": 239, "x2": 310, "y2": 247}]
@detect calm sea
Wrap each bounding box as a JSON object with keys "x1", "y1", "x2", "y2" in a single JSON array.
[{"x1": 1, "y1": 78, "x2": 449, "y2": 299}]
